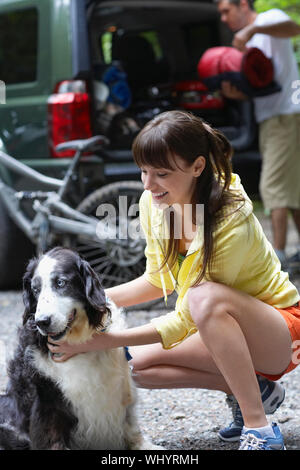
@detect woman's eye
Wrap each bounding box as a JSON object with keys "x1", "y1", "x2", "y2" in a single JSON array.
[{"x1": 140, "y1": 169, "x2": 169, "y2": 177}]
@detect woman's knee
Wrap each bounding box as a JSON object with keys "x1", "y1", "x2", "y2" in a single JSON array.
[{"x1": 187, "y1": 282, "x2": 228, "y2": 327}]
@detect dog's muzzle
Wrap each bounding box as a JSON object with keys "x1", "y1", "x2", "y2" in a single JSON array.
[{"x1": 35, "y1": 309, "x2": 77, "y2": 340}]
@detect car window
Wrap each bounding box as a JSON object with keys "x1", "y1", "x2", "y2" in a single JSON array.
[
  {"x1": 0, "y1": 8, "x2": 38, "y2": 85},
  {"x1": 183, "y1": 22, "x2": 219, "y2": 74},
  {"x1": 100, "y1": 30, "x2": 163, "y2": 65}
]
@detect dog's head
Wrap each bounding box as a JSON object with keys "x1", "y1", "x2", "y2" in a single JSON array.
[{"x1": 23, "y1": 247, "x2": 111, "y2": 344}]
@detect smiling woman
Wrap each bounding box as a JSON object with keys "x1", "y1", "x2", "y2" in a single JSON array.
[
  {"x1": 48, "y1": 110, "x2": 300, "y2": 451},
  {"x1": 132, "y1": 110, "x2": 242, "y2": 280}
]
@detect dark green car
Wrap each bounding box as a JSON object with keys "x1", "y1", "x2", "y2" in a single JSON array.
[{"x1": 0, "y1": 0, "x2": 261, "y2": 287}]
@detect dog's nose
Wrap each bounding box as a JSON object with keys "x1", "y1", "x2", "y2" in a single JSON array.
[{"x1": 36, "y1": 316, "x2": 52, "y2": 330}]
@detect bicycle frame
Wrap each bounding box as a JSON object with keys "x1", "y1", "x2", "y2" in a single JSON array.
[{"x1": 0, "y1": 149, "x2": 116, "y2": 250}]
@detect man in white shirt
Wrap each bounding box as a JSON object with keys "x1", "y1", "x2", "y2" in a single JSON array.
[{"x1": 216, "y1": 0, "x2": 300, "y2": 270}]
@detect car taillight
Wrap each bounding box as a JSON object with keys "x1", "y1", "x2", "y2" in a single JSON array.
[
  {"x1": 174, "y1": 80, "x2": 225, "y2": 110},
  {"x1": 48, "y1": 80, "x2": 93, "y2": 158}
]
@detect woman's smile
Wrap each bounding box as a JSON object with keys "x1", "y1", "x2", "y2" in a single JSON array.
[
  {"x1": 141, "y1": 153, "x2": 205, "y2": 209},
  {"x1": 151, "y1": 191, "x2": 168, "y2": 202}
]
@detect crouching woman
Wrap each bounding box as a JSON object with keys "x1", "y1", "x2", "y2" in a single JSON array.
[{"x1": 48, "y1": 110, "x2": 300, "y2": 450}]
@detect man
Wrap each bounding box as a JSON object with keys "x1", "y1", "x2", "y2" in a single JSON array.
[
  {"x1": 216, "y1": 0, "x2": 300, "y2": 271},
  {"x1": 215, "y1": 0, "x2": 300, "y2": 445}
]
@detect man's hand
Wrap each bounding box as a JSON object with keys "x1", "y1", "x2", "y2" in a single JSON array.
[
  {"x1": 221, "y1": 81, "x2": 248, "y2": 101},
  {"x1": 232, "y1": 23, "x2": 256, "y2": 51}
]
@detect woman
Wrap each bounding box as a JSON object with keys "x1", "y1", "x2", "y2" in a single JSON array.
[{"x1": 48, "y1": 110, "x2": 300, "y2": 450}]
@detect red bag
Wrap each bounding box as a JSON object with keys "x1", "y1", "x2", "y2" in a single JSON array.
[
  {"x1": 197, "y1": 46, "x2": 274, "y2": 89},
  {"x1": 242, "y1": 47, "x2": 274, "y2": 88},
  {"x1": 198, "y1": 46, "x2": 243, "y2": 78}
]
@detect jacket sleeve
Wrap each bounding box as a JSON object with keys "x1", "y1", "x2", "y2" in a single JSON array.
[{"x1": 150, "y1": 292, "x2": 198, "y2": 349}]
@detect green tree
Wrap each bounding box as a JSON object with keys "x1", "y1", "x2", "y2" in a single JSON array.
[{"x1": 254, "y1": 0, "x2": 300, "y2": 64}]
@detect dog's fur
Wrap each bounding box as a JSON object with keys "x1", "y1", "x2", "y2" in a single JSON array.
[{"x1": 0, "y1": 247, "x2": 161, "y2": 450}]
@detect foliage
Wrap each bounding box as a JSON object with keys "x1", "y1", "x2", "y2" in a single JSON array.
[
  {"x1": 254, "y1": 0, "x2": 300, "y2": 64},
  {"x1": 255, "y1": 0, "x2": 300, "y2": 20}
]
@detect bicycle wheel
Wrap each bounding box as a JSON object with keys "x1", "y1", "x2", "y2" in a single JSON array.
[{"x1": 71, "y1": 181, "x2": 146, "y2": 288}]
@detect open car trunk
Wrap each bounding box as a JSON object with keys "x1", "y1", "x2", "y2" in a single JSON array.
[{"x1": 86, "y1": 0, "x2": 260, "y2": 195}]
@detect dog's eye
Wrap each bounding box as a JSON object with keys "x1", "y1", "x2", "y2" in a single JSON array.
[
  {"x1": 56, "y1": 279, "x2": 66, "y2": 288},
  {"x1": 32, "y1": 287, "x2": 40, "y2": 296}
]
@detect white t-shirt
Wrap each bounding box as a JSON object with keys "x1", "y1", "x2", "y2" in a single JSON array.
[{"x1": 247, "y1": 9, "x2": 300, "y2": 123}]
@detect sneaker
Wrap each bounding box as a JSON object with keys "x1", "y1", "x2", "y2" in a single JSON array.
[
  {"x1": 239, "y1": 422, "x2": 285, "y2": 450},
  {"x1": 218, "y1": 376, "x2": 285, "y2": 442},
  {"x1": 275, "y1": 249, "x2": 288, "y2": 271},
  {"x1": 287, "y1": 250, "x2": 300, "y2": 275}
]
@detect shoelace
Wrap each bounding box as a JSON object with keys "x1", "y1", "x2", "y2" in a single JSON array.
[{"x1": 239, "y1": 433, "x2": 267, "y2": 450}]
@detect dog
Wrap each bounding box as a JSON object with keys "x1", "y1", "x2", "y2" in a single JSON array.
[{"x1": 0, "y1": 247, "x2": 162, "y2": 450}]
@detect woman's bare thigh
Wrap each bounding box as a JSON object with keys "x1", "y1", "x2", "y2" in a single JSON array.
[
  {"x1": 130, "y1": 333, "x2": 221, "y2": 375},
  {"x1": 131, "y1": 283, "x2": 293, "y2": 378},
  {"x1": 189, "y1": 282, "x2": 293, "y2": 376}
]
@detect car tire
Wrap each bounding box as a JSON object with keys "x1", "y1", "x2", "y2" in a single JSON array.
[{"x1": 0, "y1": 200, "x2": 35, "y2": 289}]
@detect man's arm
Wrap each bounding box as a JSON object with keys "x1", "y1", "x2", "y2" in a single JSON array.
[
  {"x1": 233, "y1": 20, "x2": 300, "y2": 51},
  {"x1": 254, "y1": 20, "x2": 300, "y2": 38}
]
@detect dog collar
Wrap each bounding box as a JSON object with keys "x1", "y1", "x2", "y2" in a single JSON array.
[{"x1": 124, "y1": 346, "x2": 132, "y2": 362}]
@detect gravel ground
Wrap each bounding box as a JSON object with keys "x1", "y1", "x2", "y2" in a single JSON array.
[{"x1": 1, "y1": 207, "x2": 300, "y2": 451}]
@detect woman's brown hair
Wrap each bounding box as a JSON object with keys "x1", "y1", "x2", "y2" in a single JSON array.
[{"x1": 132, "y1": 110, "x2": 245, "y2": 285}]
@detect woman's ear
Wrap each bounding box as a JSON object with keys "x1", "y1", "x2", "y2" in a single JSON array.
[{"x1": 193, "y1": 156, "x2": 206, "y2": 177}]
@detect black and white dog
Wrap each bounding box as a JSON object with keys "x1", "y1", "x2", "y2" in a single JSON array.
[{"x1": 0, "y1": 247, "x2": 162, "y2": 450}]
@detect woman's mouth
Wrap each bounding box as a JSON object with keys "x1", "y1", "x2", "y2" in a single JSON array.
[{"x1": 152, "y1": 191, "x2": 168, "y2": 201}]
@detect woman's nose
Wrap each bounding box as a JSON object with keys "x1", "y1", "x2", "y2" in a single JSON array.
[{"x1": 142, "y1": 174, "x2": 154, "y2": 191}]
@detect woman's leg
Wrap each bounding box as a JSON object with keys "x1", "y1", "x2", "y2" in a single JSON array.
[
  {"x1": 187, "y1": 282, "x2": 292, "y2": 428},
  {"x1": 129, "y1": 333, "x2": 231, "y2": 393}
]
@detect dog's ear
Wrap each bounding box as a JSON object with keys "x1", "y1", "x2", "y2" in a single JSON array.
[
  {"x1": 22, "y1": 257, "x2": 38, "y2": 325},
  {"x1": 79, "y1": 259, "x2": 110, "y2": 328}
]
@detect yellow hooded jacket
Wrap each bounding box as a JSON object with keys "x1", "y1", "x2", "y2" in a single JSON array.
[{"x1": 139, "y1": 174, "x2": 300, "y2": 349}]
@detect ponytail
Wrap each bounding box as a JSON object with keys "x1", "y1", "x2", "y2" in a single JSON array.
[{"x1": 194, "y1": 122, "x2": 243, "y2": 285}]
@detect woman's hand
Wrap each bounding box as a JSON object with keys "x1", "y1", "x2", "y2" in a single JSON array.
[
  {"x1": 47, "y1": 332, "x2": 116, "y2": 363},
  {"x1": 47, "y1": 337, "x2": 87, "y2": 362}
]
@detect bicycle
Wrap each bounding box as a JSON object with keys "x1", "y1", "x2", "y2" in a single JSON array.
[{"x1": 0, "y1": 136, "x2": 146, "y2": 290}]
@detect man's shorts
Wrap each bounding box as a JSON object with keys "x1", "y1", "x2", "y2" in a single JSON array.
[
  {"x1": 259, "y1": 114, "x2": 300, "y2": 210},
  {"x1": 257, "y1": 302, "x2": 300, "y2": 381}
]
